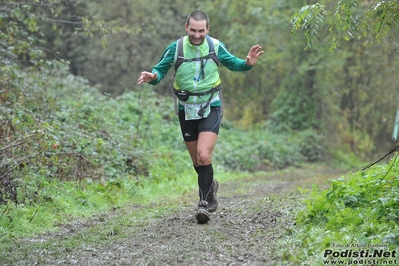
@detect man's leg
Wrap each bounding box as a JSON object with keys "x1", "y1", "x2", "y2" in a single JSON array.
[
  {"x1": 179, "y1": 107, "x2": 222, "y2": 223},
  {"x1": 185, "y1": 132, "x2": 217, "y2": 200},
  {"x1": 185, "y1": 132, "x2": 218, "y2": 223}
]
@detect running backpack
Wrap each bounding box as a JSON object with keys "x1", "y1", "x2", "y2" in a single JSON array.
[
  {"x1": 171, "y1": 35, "x2": 223, "y2": 116},
  {"x1": 174, "y1": 35, "x2": 220, "y2": 72}
]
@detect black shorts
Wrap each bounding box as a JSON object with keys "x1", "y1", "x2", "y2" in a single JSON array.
[{"x1": 178, "y1": 106, "x2": 222, "y2": 142}]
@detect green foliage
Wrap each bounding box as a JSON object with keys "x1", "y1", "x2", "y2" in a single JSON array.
[
  {"x1": 4, "y1": 0, "x2": 398, "y2": 159},
  {"x1": 268, "y1": 80, "x2": 320, "y2": 132},
  {"x1": 363, "y1": 1, "x2": 399, "y2": 42},
  {"x1": 283, "y1": 156, "x2": 399, "y2": 263},
  {"x1": 0, "y1": 1, "x2": 133, "y2": 77},
  {"x1": 291, "y1": 0, "x2": 399, "y2": 50},
  {"x1": 0, "y1": 4, "x2": 44, "y2": 69},
  {"x1": 216, "y1": 126, "x2": 324, "y2": 171},
  {"x1": 291, "y1": 3, "x2": 326, "y2": 51},
  {"x1": 0, "y1": 64, "x2": 178, "y2": 202}
]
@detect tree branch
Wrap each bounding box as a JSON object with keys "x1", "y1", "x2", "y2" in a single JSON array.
[{"x1": 0, "y1": 141, "x2": 27, "y2": 152}]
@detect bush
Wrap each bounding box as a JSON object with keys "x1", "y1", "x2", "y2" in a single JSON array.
[
  {"x1": 0, "y1": 67, "x2": 178, "y2": 204},
  {"x1": 283, "y1": 157, "x2": 399, "y2": 263},
  {"x1": 215, "y1": 126, "x2": 323, "y2": 171}
]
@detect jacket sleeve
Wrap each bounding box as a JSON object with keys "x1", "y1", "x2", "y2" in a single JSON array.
[
  {"x1": 149, "y1": 41, "x2": 177, "y2": 85},
  {"x1": 217, "y1": 41, "x2": 253, "y2": 71}
]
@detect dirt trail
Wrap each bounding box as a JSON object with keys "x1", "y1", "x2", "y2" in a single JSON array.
[{"x1": 7, "y1": 166, "x2": 342, "y2": 266}]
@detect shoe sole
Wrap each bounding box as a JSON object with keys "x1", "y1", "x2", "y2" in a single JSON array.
[{"x1": 196, "y1": 209, "x2": 210, "y2": 224}]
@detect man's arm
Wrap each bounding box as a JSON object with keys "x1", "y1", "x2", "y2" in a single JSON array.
[
  {"x1": 137, "y1": 41, "x2": 177, "y2": 85},
  {"x1": 218, "y1": 41, "x2": 263, "y2": 71}
]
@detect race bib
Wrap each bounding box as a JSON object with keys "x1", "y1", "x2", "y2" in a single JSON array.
[{"x1": 184, "y1": 103, "x2": 211, "y2": 120}]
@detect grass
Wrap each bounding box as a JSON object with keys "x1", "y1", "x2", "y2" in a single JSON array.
[
  {"x1": 0, "y1": 161, "x2": 246, "y2": 241},
  {"x1": 278, "y1": 159, "x2": 399, "y2": 265}
]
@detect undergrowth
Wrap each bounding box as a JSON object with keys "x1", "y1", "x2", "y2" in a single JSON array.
[
  {"x1": 281, "y1": 157, "x2": 399, "y2": 265},
  {"x1": 0, "y1": 66, "x2": 326, "y2": 241}
]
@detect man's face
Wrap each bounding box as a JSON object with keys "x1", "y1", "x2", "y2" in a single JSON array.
[{"x1": 185, "y1": 19, "x2": 209, "y2": 45}]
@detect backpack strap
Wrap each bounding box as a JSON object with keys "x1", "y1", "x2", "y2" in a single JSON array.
[
  {"x1": 174, "y1": 35, "x2": 219, "y2": 72},
  {"x1": 174, "y1": 37, "x2": 185, "y2": 72},
  {"x1": 205, "y1": 35, "x2": 219, "y2": 67}
]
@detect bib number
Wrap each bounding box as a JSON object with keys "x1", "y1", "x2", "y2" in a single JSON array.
[{"x1": 184, "y1": 103, "x2": 211, "y2": 120}]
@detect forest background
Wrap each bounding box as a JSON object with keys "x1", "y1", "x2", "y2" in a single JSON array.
[
  {"x1": 7, "y1": 0, "x2": 397, "y2": 156},
  {"x1": 2, "y1": 0, "x2": 399, "y2": 164},
  {"x1": 1, "y1": 0, "x2": 399, "y2": 250},
  {"x1": 52, "y1": 0, "x2": 399, "y2": 157}
]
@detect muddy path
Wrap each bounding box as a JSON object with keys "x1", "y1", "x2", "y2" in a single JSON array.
[{"x1": 5, "y1": 165, "x2": 343, "y2": 266}]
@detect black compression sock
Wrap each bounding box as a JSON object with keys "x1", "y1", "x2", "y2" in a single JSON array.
[
  {"x1": 198, "y1": 164, "x2": 214, "y2": 201},
  {"x1": 194, "y1": 165, "x2": 199, "y2": 174}
]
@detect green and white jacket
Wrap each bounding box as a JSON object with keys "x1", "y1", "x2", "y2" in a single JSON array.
[{"x1": 149, "y1": 35, "x2": 253, "y2": 108}]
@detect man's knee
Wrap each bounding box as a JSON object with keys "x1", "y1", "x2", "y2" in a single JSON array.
[{"x1": 197, "y1": 150, "x2": 212, "y2": 165}]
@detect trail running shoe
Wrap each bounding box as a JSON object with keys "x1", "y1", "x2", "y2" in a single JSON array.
[
  {"x1": 207, "y1": 179, "x2": 219, "y2": 212},
  {"x1": 196, "y1": 200, "x2": 210, "y2": 224}
]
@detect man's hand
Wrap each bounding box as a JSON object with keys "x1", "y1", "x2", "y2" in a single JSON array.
[
  {"x1": 246, "y1": 45, "x2": 264, "y2": 66},
  {"x1": 137, "y1": 71, "x2": 158, "y2": 84}
]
